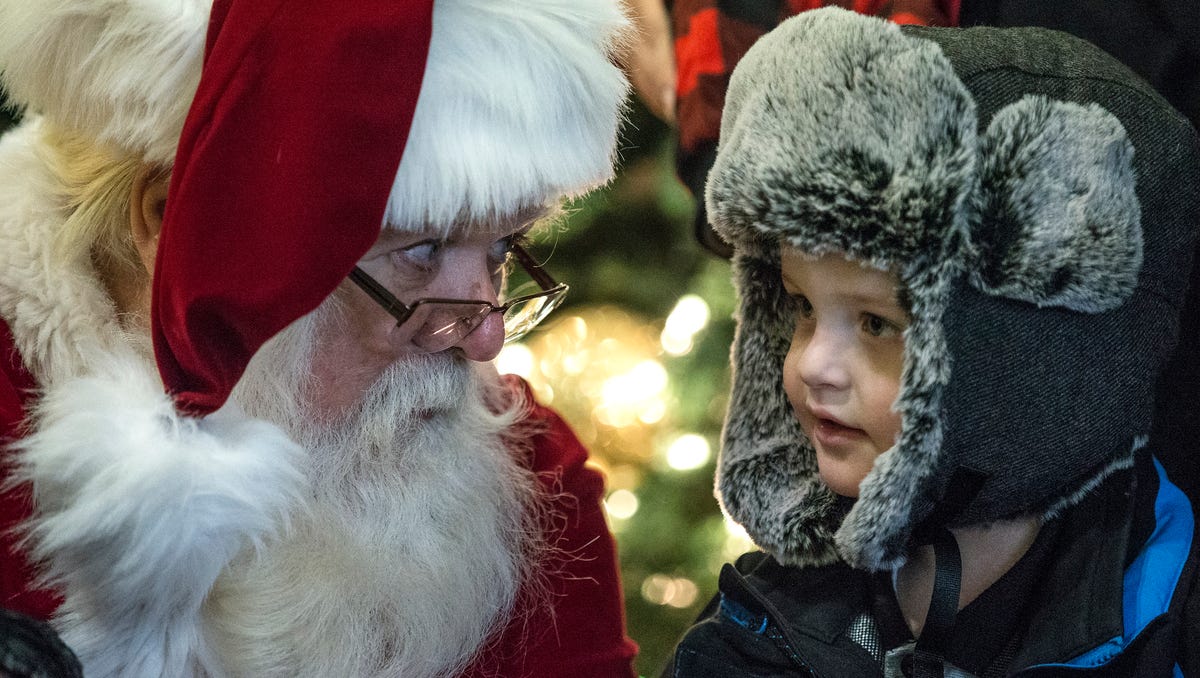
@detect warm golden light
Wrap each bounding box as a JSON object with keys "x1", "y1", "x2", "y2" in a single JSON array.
[
  {"x1": 495, "y1": 344, "x2": 534, "y2": 378},
  {"x1": 661, "y1": 294, "x2": 711, "y2": 356},
  {"x1": 605, "y1": 489, "x2": 640, "y2": 520},
  {"x1": 596, "y1": 359, "x2": 668, "y2": 428},
  {"x1": 665, "y1": 433, "x2": 711, "y2": 471},
  {"x1": 640, "y1": 574, "x2": 700, "y2": 608}
]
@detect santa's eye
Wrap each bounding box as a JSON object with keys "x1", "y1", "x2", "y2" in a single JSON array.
[{"x1": 394, "y1": 240, "x2": 442, "y2": 271}]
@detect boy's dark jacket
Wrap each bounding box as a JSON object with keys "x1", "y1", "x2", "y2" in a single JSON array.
[{"x1": 668, "y1": 454, "x2": 1198, "y2": 676}]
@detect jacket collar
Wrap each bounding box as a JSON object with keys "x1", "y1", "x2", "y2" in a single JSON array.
[
  {"x1": 1015, "y1": 451, "x2": 1195, "y2": 669},
  {"x1": 715, "y1": 452, "x2": 1192, "y2": 673},
  {"x1": 1011, "y1": 461, "x2": 1135, "y2": 667},
  {"x1": 0, "y1": 120, "x2": 137, "y2": 388}
]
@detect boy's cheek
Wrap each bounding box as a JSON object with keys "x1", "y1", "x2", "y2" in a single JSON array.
[
  {"x1": 781, "y1": 351, "x2": 805, "y2": 417},
  {"x1": 783, "y1": 384, "x2": 810, "y2": 429},
  {"x1": 783, "y1": 386, "x2": 801, "y2": 417}
]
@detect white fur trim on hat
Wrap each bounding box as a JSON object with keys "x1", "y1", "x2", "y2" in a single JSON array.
[
  {"x1": 0, "y1": 0, "x2": 209, "y2": 164},
  {"x1": 385, "y1": 0, "x2": 631, "y2": 233},
  {"x1": 0, "y1": 0, "x2": 631, "y2": 222}
]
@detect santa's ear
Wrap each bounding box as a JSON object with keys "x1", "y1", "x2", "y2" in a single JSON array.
[
  {"x1": 129, "y1": 165, "x2": 170, "y2": 277},
  {"x1": 967, "y1": 95, "x2": 1142, "y2": 312}
]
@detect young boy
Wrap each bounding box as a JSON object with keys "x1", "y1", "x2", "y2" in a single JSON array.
[{"x1": 668, "y1": 8, "x2": 1200, "y2": 677}]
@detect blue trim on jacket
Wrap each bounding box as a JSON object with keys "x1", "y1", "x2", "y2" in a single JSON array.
[
  {"x1": 667, "y1": 456, "x2": 1196, "y2": 677},
  {"x1": 1035, "y1": 458, "x2": 1192, "y2": 670}
]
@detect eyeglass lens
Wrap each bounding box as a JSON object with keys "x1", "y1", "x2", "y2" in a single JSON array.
[
  {"x1": 406, "y1": 293, "x2": 563, "y2": 353},
  {"x1": 349, "y1": 243, "x2": 567, "y2": 353}
]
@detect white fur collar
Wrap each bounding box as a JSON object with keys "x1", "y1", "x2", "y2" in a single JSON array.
[
  {"x1": 0, "y1": 118, "x2": 308, "y2": 677},
  {"x1": 0, "y1": 119, "x2": 130, "y2": 386}
]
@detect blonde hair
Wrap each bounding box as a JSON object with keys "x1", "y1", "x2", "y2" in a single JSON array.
[{"x1": 35, "y1": 122, "x2": 168, "y2": 286}]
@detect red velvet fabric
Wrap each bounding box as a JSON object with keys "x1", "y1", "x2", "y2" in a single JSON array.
[
  {"x1": 0, "y1": 319, "x2": 57, "y2": 619},
  {"x1": 152, "y1": 0, "x2": 433, "y2": 416},
  {"x1": 465, "y1": 376, "x2": 638, "y2": 678}
]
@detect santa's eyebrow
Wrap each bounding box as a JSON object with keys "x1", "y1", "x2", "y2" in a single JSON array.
[
  {"x1": 384, "y1": 203, "x2": 556, "y2": 241},
  {"x1": 458, "y1": 204, "x2": 556, "y2": 235}
]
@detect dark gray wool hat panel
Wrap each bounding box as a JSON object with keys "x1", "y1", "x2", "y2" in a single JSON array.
[
  {"x1": 711, "y1": 8, "x2": 1200, "y2": 570},
  {"x1": 915, "y1": 23, "x2": 1200, "y2": 528}
]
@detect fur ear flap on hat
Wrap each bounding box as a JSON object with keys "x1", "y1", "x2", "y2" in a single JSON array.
[{"x1": 968, "y1": 95, "x2": 1142, "y2": 312}]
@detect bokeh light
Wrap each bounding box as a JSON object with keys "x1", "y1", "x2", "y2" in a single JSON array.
[
  {"x1": 661, "y1": 295, "x2": 711, "y2": 356},
  {"x1": 665, "y1": 434, "x2": 711, "y2": 471},
  {"x1": 640, "y1": 574, "x2": 700, "y2": 609},
  {"x1": 496, "y1": 343, "x2": 534, "y2": 379},
  {"x1": 605, "y1": 489, "x2": 640, "y2": 520}
]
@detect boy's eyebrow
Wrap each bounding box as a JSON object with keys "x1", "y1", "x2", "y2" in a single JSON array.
[
  {"x1": 779, "y1": 260, "x2": 908, "y2": 314},
  {"x1": 896, "y1": 287, "x2": 913, "y2": 315},
  {"x1": 836, "y1": 289, "x2": 906, "y2": 310}
]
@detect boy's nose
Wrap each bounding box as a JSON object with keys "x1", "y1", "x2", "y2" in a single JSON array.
[{"x1": 796, "y1": 326, "x2": 851, "y2": 392}]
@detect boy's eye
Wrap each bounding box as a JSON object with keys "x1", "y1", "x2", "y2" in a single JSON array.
[
  {"x1": 792, "y1": 294, "x2": 814, "y2": 319},
  {"x1": 862, "y1": 314, "x2": 899, "y2": 338}
]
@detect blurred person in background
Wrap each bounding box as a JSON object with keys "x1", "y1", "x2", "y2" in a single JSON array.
[{"x1": 626, "y1": 0, "x2": 957, "y2": 256}]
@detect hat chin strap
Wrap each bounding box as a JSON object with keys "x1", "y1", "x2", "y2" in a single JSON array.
[
  {"x1": 912, "y1": 527, "x2": 962, "y2": 678},
  {"x1": 904, "y1": 467, "x2": 988, "y2": 677},
  {"x1": 910, "y1": 467, "x2": 989, "y2": 545}
]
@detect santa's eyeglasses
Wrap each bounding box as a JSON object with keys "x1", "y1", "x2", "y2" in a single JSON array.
[{"x1": 348, "y1": 243, "x2": 568, "y2": 353}]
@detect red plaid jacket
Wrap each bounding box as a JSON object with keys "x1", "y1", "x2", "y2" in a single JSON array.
[
  {"x1": 672, "y1": 0, "x2": 959, "y2": 255},
  {"x1": 673, "y1": 0, "x2": 959, "y2": 156}
]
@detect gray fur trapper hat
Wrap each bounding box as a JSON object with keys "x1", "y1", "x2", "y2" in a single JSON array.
[{"x1": 710, "y1": 7, "x2": 1200, "y2": 571}]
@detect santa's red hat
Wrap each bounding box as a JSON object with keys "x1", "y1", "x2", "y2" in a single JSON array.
[
  {"x1": 0, "y1": 0, "x2": 629, "y2": 414},
  {"x1": 152, "y1": 0, "x2": 434, "y2": 416}
]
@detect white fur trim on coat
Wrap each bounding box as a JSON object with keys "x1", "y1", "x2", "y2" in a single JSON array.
[
  {"x1": 0, "y1": 112, "x2": 308, "y2": 678},
  {"x1": 12, "y1": 349, "x2": 308, "y2": 677}
]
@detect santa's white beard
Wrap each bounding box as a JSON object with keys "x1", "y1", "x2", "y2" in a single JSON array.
[{"x1": 204, "y1": 313, "x2": 546, "y2": 677}]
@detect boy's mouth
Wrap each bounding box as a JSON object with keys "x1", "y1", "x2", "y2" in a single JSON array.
[
  {"x1": 813, "y1": 418, "x2": 868, "y2": 447},
  {"x1": 807, "y1": 407, "x2": 868, "y2": 447}
]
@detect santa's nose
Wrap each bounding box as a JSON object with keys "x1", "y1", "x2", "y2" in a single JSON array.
[
  {"x1": 451, "y1": 310, "x2": 505, "y2": 362},
  {"x1": 434, "y1": 251, "x2": 505, "y2": 362}
]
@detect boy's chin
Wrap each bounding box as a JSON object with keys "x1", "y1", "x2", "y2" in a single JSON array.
[{"x1": 815, "y1": 454, "x2": 871, "y2": 498}]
